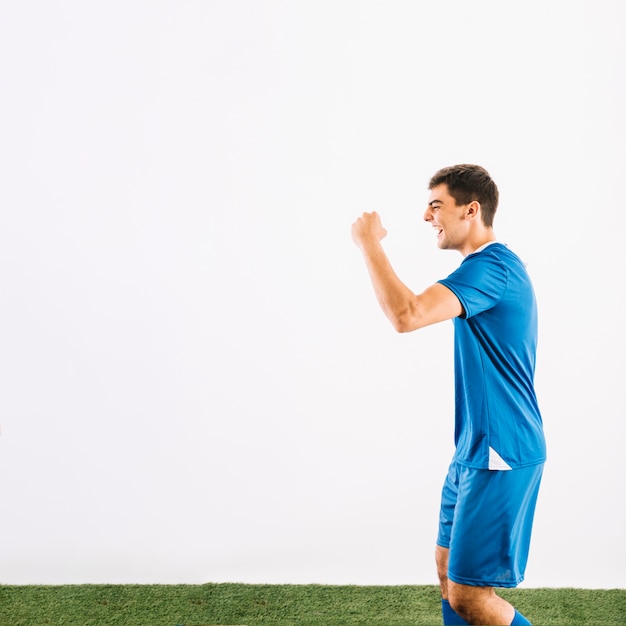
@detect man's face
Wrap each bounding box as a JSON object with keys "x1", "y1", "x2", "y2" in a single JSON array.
[{"x1": 424, "y1": 184, "x2": 469, "y2": 251}]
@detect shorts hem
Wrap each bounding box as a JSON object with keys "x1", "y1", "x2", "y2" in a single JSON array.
[
  {"x1": 453, "y1": 457, "x2": 546, "y2": 471},
  {"x1": 448, "y1": 571, "x2": 524, "y2": 589}
]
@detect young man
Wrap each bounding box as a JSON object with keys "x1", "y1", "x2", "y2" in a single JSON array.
[{"x1": 351, "y1": 165, "x2": 546, "y2": 626}]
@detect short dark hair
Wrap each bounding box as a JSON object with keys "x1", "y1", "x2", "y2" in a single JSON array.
[{"x1": 428, "y1": 164, "x2": 499, "y2": 227}]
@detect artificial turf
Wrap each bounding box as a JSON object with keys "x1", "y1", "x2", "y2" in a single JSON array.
[{"x1": 0, "y1": 583, "x2": 623, "y2": 626}]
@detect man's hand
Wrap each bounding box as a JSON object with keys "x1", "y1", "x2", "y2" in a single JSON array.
[{"x1": 351, "y1": 211, "x2": 388, "y2": 250}]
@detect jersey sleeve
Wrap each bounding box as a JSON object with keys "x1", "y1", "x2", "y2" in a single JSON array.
[{"x1": 437, "y1": 251, "x2": 508, "y2": 319}]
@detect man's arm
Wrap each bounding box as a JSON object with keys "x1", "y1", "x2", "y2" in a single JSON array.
[{"x1": 351, "y1": 211, "x2": 463, "y2": 333}]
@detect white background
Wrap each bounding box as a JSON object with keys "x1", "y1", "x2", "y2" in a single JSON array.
[{"x1": 0, "y1": 1, "x2": 624, "y2": 588}]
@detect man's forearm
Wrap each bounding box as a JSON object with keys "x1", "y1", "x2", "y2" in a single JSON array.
[{"x1": 359, "y1": 240, "x2": 419, "y2": 333}]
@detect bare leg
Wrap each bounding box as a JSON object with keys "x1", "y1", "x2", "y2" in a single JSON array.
[
  {"x1": 448, "y1": 581, "x2": 515, "y2": 625},
  {"x1": 436, "y1": 545, "x2": 451, "y2": 599}
]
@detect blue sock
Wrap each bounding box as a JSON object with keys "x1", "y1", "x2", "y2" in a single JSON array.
[
  {"x1": 511, "y1": 609, "x2": 532, "y2": 625},
  {"x1": 441, "y1": 598, "x2": 469, "y2": 625}
]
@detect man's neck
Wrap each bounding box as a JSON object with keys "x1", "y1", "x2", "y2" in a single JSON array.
[
  {"x1": 461, "y1": 231, "x2": 497, "y2": 257},
  {"x1": 472, "y1": 239, "x2": 498, "y2": 254}
]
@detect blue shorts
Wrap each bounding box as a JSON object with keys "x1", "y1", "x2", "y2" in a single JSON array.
[{"x1": 437, "y1": 461, "x2": 544, "y2": 588}]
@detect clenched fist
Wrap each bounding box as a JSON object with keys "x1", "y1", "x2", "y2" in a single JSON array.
[{"x1": 351, "y1": 211, "x2": 388, "y2": 250}]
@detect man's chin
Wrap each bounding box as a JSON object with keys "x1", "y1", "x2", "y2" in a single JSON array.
[{"x1": 438, "y1": 240, "x2": 457, "y2": 252}]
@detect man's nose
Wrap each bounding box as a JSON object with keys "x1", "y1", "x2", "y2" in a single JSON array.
[{"x1": 423, "y1": 207, "x2": 433, "y2": 222}]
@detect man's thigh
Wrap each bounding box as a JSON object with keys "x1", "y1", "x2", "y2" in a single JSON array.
[{"x1": 438, "y1": 462, "x2": 543, "y2": 588}]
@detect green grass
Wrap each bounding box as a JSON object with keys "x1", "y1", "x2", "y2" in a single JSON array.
[{"x1": 0, "y1": 584, "x2": 623, "y2": 626}]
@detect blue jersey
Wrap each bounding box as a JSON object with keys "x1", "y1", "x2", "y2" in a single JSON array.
[{"x1": 438, "y1": 243, "x2": 546, "y2": 470}]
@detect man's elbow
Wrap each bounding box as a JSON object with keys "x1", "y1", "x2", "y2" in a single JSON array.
[
  {"x1": 394, "y1": 322, "x2": 413, "y2": 333},
  {"x1": 389, "y1": 309, "x2": 421, "y2": 333}
]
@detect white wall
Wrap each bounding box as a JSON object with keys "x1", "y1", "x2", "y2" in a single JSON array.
[{"x1": 0, "y1": 1, "x2": 624, "y2": 588}]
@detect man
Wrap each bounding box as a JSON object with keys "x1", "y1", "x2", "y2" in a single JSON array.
[{"x1": 351, "y1": 164, "x2": 546, "y2": 626}]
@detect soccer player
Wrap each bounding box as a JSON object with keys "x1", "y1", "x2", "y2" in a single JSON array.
[{"x1": 351, "y1": 164, "x2": 546, "y2": 626}]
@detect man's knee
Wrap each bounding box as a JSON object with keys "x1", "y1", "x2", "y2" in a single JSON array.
[
  {"x1": 447, "y1": 581, "x2": 490, "y2": 618},
  {"x1": 448, "y1": 581, "x2": 517, "y2": 625},
  {"x1": 447, "y1": 584, "x2": 468, "y2": 616}
]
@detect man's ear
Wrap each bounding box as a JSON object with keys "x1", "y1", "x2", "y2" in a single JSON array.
[{"x1": 466, "y1": 200, "x2": 481, "y2": 221}]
